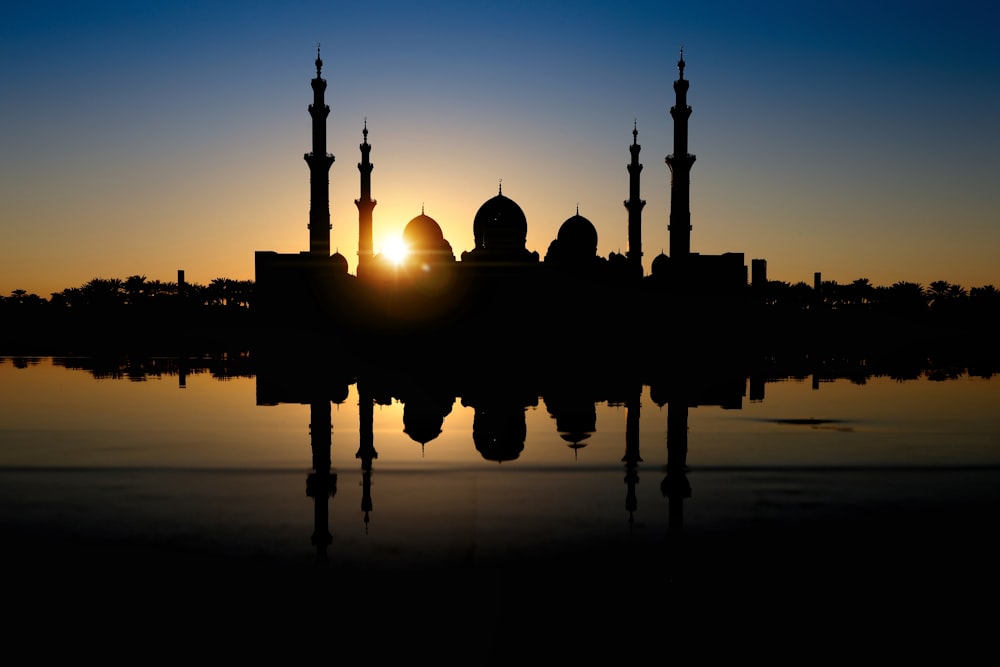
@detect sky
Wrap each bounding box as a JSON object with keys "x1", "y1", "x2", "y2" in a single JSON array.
[{"x1": 2, "y1": 0, "x2": 998, "y2": 297}]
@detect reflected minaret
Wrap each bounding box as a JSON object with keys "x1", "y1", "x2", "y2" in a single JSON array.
[
  {"x1": 622, "y1": 385, "x2": 643, "y2": 527},
  {"x1": 665, "y1": 48, "x2": 695, "y2": 261},
  {"x1": 305, "y1": 46, "x2": 335, "y2": 256},
  {"x1": 661, "y1": 400, "x2": 691, "y2": 537},
  {"x1": 624, "y1": 121, "x2": 645, "y2": 278},
  {"x1": 306, "y1": 399, "x2": 337, "y2": 560},
  {"x1": 356, "y1": 380, "x2": 378, "y2": 532},
  {"x1": 355, "y1": 120, "x2": 376, "y2": 278}
]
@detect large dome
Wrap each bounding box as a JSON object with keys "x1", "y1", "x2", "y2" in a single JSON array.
[
  {"x1": 556, "y1": 213, "x2": 598, "y2": 256},
  {"x1": 473, "y1": 190, "x2": 528, "y2": 251},
  {"x1": 544, "y1": 211, "x2": 598, "y2": 266}
]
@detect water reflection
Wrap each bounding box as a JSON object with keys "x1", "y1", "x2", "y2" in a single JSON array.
[
  {"x1": 2, "y1": 352, "x2": 1000, "y2": 633},
  {"x1": 250, "y1": 346, "x2": 1000, "y2": 576}
]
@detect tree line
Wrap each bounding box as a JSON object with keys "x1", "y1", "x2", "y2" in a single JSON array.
[
  {"x1": 2, "y1": 275, "x2": 253, "y2": 311},
  {"x1": 751, "y1": 278, "x2": 1000, "y2": 317},
  {"x1": 4, "y1": 274, "x2": 999, "y2": 318},
  {"x1": 1, "y1": 275, "x2": 255, "y2": 353},
  {"x1": 743, "y1": 277, "x2": 1000, "y2": 358},
  {"x1": 2, "y1": 273, "x2": 998, "y2": 355}
]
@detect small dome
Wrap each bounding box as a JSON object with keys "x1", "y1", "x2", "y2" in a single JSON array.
[
  {"x1": 403, "y1": 413, "x2": 444, "y2": 446},
  {"x1": 651, "y1": 252, "x2": 670, "y2": 276},
  {"x1": 473, "y1": 191, "x2": 528, "y2": 251},
  {"x1": 330, "y1": 251, "x2": 349, "y2": 273},
  {"x1": 403, "y1": 213, "x2": 445, "y2": 251},
  {"x1": 402, "y1": 211, "x2": 455, "y2": 264}
]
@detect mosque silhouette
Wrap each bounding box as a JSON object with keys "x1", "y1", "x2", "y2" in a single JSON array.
[{"x1": 255, "y1": 48, "x2": 758, "y2": 346}]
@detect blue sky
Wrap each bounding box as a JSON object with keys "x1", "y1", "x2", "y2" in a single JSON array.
[{"x1": 2, "y1": 0, "x2": 998, "y2": 295}]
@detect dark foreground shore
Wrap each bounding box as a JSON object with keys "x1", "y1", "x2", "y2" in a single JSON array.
[{"x1": 4, "y1": 466, "x2": 998, "y2": 651}]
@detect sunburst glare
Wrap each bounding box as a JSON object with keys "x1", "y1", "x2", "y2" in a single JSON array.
[{"x1": 382, "y1": 237, "x2": 409, "y2": 266}]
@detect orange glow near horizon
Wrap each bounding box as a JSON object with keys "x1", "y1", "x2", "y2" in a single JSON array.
[{"x1": 2, "y1": 3, "x2": 998, "y2": 301}]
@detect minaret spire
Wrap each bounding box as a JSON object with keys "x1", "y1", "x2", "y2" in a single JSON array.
[
  {"x1": 665, "y1": 47, "x2": 695, "y2": 261},
  {"x1": 624, "y1": 119, "x2": 646, "y2": 278},
  {"x1": 355, "y1": 117, "x2": 376, "y2": 277},
  {"x1": 305, "y1": 45, "x2": 335, "y2": 256}
]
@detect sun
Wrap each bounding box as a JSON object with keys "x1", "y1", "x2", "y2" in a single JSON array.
[{"x1": 382, "y1": 237, "x2": 409, "y2": 266}]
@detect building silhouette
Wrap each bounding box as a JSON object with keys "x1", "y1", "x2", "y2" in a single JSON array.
[{"x1": 255, "y1": 49, "x2": 756, "y2": 341}]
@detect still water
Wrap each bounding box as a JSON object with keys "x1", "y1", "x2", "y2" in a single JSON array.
[{"x1": 3, "y1": 354, "x2": 999, "y2": 636}]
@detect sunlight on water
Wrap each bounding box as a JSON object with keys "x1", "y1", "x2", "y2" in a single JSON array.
[
  {"x1": 0, "y1": 357, "x2": 309, "y2": 469},
  {"x1": 3, "y1": 355, "x2": 999, "y2": 474}
]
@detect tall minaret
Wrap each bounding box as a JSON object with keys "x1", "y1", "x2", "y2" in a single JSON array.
[
  {"x1": 355, "y1": 120, "x2": 376, "y2": 278},
  {"x1": 665, "y1": 48, "x2": 695, "y2": 260},
  {"x1": 305, "y1": 46, "x2": 335, "y2": 256},
  {"x1": 624, "y1": 120, "x2": 646, "y2": 278}
]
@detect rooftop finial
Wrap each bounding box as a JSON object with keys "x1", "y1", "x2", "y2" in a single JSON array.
[
  {"x1": 633, "y1": 118, "x2": 638, "y2": 144},
  {"x1": 678, "y1": 45, "x2": 685, "y2": 79},
  {"x1": 498, "y1": 179, "x2": 503, "y2": 195},
  {"x1": 576, "y1": 204, "x2": 580, "y2": 216},
  {"x1": 315, "y1": 43, "x2": 323, "y2": 76},
  {"x1": 363, "y1": 117, "x2": 368, "y2": 143}
]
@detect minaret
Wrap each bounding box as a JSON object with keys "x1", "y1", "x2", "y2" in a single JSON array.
[
  {"x1": 304, "y1": 46, "x2": 335, "y2": 256},
  {"x1": 355, "y1": 120, "x2": 376, "y2": 278},
  {"x1": 665, "y1": 48, "x2": 695, "y2": 261},
  {"x1": 624, "y1": 120, "x2": 646, "y2": 278}
]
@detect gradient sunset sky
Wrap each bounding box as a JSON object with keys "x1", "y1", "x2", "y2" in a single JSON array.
[{"x1": 2, "y1": 0, "x2": 997, "y2": 297}]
